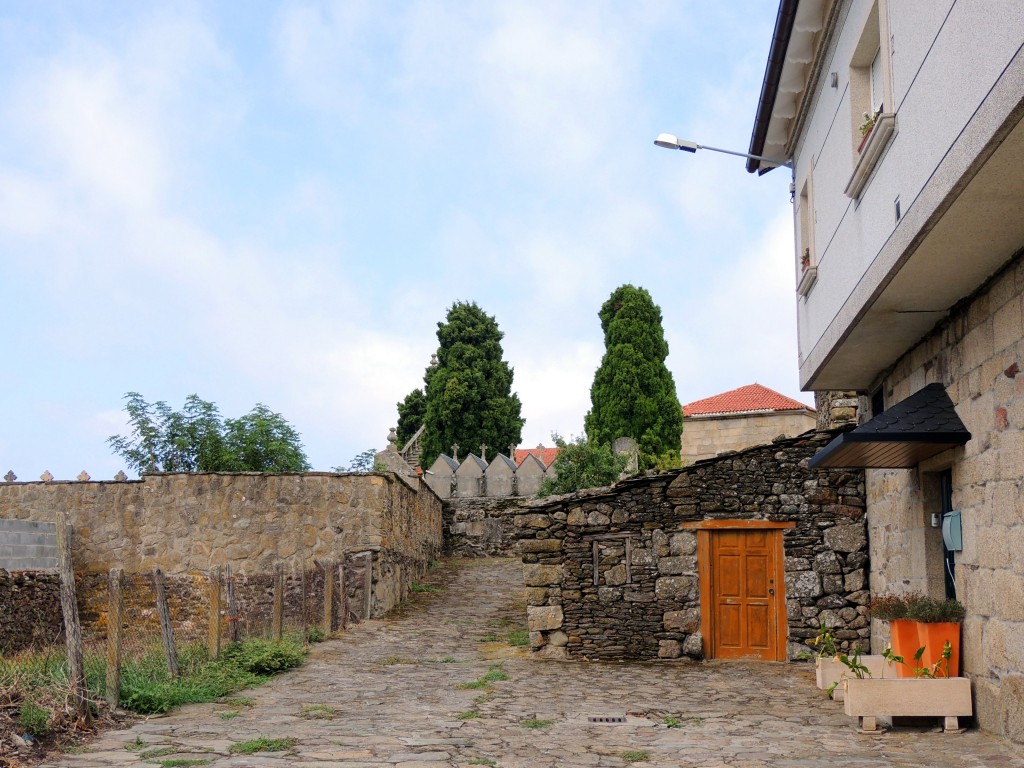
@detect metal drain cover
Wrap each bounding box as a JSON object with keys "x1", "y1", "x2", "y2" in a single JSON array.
[{"x1": 588, "y1": 716, "x2": 627, "y2": 723}]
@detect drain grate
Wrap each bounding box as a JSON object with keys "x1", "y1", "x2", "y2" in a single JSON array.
[{"x1": 588, "y1": 716, "x2": 627, "y2": 723}]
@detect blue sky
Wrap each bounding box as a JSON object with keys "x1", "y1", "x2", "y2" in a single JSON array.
[{"x1": 1, "y1": 1, "x2": 801, "y2": 479}]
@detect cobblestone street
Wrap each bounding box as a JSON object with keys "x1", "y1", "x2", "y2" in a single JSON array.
[{"x1": 41, "y1": 559, "x2": 1024, "y2": 768}]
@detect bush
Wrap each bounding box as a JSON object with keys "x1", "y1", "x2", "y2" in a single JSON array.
[
  {"x1": 18, "y1": 700, "x2": 50, "y2": 737},
  {"x1": 218, "y1": 639, "x2": 306, "y2": 676},
  {"x1": 869, "y1": 593, "x2": 965, "y2": 623},
  {"x1": 538, "y1": 433, "x2": 627, "y2": 496}
]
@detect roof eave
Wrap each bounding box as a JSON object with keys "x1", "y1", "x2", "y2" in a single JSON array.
[{"x1": 747, "y1": 0, "x2": 800, "y2": 174}]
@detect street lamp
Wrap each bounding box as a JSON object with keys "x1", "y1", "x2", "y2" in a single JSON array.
[{"x1": 654, "y1": 133, "x2": 792, "y2": 169}]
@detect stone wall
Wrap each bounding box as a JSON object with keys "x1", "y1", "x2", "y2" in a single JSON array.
[
  {"x1": 0, "y1": 471, "x2": 443, "y2": 632},
  {"x1": 0, "y1": 570, "x2": 62, "y2": 653},
  {"x1": 680, "y1": 412, "x2": 817, "y2": 464},
  {"x1": 514, "y1": 432, "x2": 867, "y2": 661},
  {"x1": 443, "y1": 496, "x2": 533, "y2": 557},
  {"x1": 814, "y1": 391, "x2": 868, "y2": 431},
  {"x1": 865, "y1": 251, "x2": 1024, "y2": 743}
]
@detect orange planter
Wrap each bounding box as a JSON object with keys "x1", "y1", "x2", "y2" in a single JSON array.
[{"x1": 890, "y1": 620, "x2": 961, "y2": 677}]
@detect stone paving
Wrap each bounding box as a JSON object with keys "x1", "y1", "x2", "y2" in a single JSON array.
[{"x1": 41, "y1": 559, "x2": 1024, "y2": 768}]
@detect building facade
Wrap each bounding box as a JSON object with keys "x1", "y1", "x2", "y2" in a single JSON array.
[{"x1": 748, "y1": 0, "x2": 1024, "y2": 742}]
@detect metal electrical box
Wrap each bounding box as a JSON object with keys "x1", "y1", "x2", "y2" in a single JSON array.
[{"x1": 942, "y1": 510, "x2": 963, "y2": 551}]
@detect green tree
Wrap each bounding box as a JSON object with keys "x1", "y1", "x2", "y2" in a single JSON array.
[
  {"x1": 396, "y1": 388, "x2": 426, "y2": 448},
  {"x1": 538, "y1": 433, "x2": 627, "y2": 496},
  {"x1": 419, "y1": 302, "x2": 525, "y2": 468},
  {"x1": 584, "y1": 285, "x2": 683, "y2": 469},
  {"x1": 109, "y1": 393, "x2": 310, "y2": 474}
]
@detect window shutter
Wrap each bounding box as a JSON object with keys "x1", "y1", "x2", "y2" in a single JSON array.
[{"x1": 870, "y1": 48, "x2": 883, "y2": 114}]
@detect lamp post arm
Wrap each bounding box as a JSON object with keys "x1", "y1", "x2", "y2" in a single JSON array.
[{"x1": 696, "y1": 143, "x2": 792, "y2": 169}]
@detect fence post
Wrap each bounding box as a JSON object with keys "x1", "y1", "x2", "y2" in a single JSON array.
[
  {"x1": 226, "y1": 564, "x2": 238, "y2": 642},
  {"x1": 339, "y1": 561, "x2": 348, "y2": 631},
  {"x1": 106, "y1": 568, "x2": 123, "y2": 709},
  {"x1": 322, "y1": 560, "x2": 335, "y2": 635},
  {"x1": 153, "y1": 568, "x2": 179, "y2": 679},
  {"x1": 55, "y1": 509, "x2": 88, "y2": 721},
  {"x1": 363, "y1": 552, "x2": 373, "y2": 621},
  {"x1": 272, "y1": 562, "x2": 284, "y2": 642},
  {"x1": 208, "y1": 566, "x2": 222, "y2": 659}
]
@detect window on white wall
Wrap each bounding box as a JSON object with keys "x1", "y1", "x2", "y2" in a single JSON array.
[
  {"x1": 849, "y1": 1, "x2": 892, "y2": 154},
  {"x1": 869, "y1": 47, "x2": 884, "y2": 114}
]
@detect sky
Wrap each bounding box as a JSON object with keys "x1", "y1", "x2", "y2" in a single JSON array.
[{"x1": 0, "y1": 1, "x2": 802, "y2": 480}]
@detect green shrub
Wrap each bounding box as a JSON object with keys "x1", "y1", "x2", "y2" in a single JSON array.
[
  {"x1": 306, "y1": 626, "x2": 326, "y2": 643},
  {"x1": 869, "y1": 593, "x2": 965, "y2": 623},
  {"x1": 219, "y1": 638, "x2": 306, "y2": 675},
  {"x1": 506, "y1": 630, "x2": 529, "y2": 647},
  {"x1": 229, "y1": 736, "x2": 297, "y2": 754},
  {"x1": 18, "y1": 701, "x2": 50, "y2": 737}
]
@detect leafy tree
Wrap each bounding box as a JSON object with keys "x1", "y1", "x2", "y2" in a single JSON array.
[
  {"x1": 396, "y1": 388, "x2": 426, "y2": 448},
  {"x1": 538, "y1": 433, "x2": 627, "y2": 496},
  {"x1": 584, "y1": 285, "x2": 683, "y2": 469},
  {"x1": 419, "y1": 302, "x2": 525, "y2": 468},
  {"x1": 334, "y1": 448, "x2": 379, "y2": 473},
  {"x1": 109, "y1": 392, "x2": 310, "y2": 474}
]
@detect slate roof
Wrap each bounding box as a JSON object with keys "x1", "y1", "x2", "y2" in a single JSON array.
[
  {"x1": 458, "y1": 453, "x2": 488, "y2": 472},
  {"x1": 514, "y1": 447, "x2": 560, "y2": 467},
  {"x1": 809, "y1": 383, "x2": 972, "y2": 469},
  {"x1": 430, "y1": 453, "x2": 460, "y2": 472},
  {"x1": 487, "y1": 454, "x2": 518, "y2": 472},
  {"x1": 683, "y1": 383, "x2": 814, "y2": 417}
]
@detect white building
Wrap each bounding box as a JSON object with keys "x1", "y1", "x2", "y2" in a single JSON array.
[{"x1": 748, "y1": 0, "x2": 1024, "y2": 742}]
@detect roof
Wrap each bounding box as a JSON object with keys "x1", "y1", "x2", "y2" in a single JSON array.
[
  {"x1": 514, "y1": 447, "x2": 560, "y2": 468},
  {"x1": 808, "y1": 383, "x2": 972, "y2": 469},
  {"x1": 683, "y1": 383, "x2": 814, "y2": 418},
  {"x1": 430, "y1": 453, "x2": 459, "y2": 472},
  {"x1": 487, "y1": 453, "x2": 518, "y2": 472}
]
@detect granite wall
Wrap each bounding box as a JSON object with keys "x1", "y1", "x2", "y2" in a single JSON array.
[
  {"x1": 0, "y1": 570, "x2": 62, "y2": 653},
  {"x1": 514, "y1": 432, "x2": 868, "y2": 661},
  {"x1": 865, "y1": 251, "x2": 1024, "y2": 743},
  {"x1": 443, "y1": 496, "x2": 532, "y2": 557}
]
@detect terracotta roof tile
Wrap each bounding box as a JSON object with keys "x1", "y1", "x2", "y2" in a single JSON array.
[
  {"x1": 514, "y1": 447, "x2": 560, "y2": 468},
  {"x1": 683, "y1": 383, "x2": 814, "y2": 417}
]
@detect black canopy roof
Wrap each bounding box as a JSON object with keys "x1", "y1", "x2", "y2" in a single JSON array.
[{"x1": 808, "y1": 383, "x2": 971, "y2": 469}]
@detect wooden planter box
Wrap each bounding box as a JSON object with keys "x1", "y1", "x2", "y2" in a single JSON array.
[
  {"x1": 843, "y1": 677, "x2": 972, "y2": 732},
  {"x1": 815, "y1": 656, "x2": 893, "y2": 701}
]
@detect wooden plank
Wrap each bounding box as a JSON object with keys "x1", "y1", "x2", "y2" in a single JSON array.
[
  {"x1": 207, "y1": 566, "x2": 221, "y2": 658},
  {"x1": 272, "y1": 562, "x2": 284, "y2": 642},
  {"x1": 339, "y1": 562, "x2": 348, "y2": 631},
  {"x1": 55, "y1": 510, "x2": 88, "y2": 720},
  {"x1": 152, "y1": 568, "x2": 179, "y2": 679},
  {"x1": 323, "y1": 559, "x2": 335, "y2": 634},
  {"x1": 106, "y1": 568, "x2": 123, "y2": 709},
  {"x1": 363, "y1": 553, "x2": 373, "y2": 620},
  {"x1": 678, "y1": 519, "x2": 796, "y2": 530},
  {"x1": 225, "y1": 564, "x2": 238, "y2": 642}
]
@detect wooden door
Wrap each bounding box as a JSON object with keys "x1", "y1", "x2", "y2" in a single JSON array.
[{"x1": 707, "y1": 528, "x2": 784, "y2": 660}]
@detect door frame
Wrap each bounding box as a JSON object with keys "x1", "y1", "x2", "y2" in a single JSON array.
[{"x1": 680, "y1": 519, "x2": 794, "y2": 661}]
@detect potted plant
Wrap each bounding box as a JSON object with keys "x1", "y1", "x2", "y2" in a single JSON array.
[
  {"x1": 857, "y1": 109, "x2": 881, "y2": 152},
  {"x1": 869, "y1": 593, "x2": 965, "y2": 678},
  {"x1": 808, "y1": 624, "x2": 891, "y2": 700},
  {"x1": 843, "y1": 641, "x2": 972, "y2": 732},
  {"x1": 801, "y1": 248, "x2": 811, "y2": 272}
]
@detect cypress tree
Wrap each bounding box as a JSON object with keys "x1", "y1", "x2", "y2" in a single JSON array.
[
  {"x1": 396, "y1": 388, "x2": 426, "y2": 448},
  {"x1": 419, "y1": 302, "x2": 525, "y2": 468},
  {"x1": 584, "y1": 285, "x2": 683, "y2": 468}
]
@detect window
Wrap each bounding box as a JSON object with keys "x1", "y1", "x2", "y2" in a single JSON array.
[{"x1": 797, "y1": 175, "x2": 817, "y2": 297}]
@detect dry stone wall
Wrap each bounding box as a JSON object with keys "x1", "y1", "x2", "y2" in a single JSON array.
[
  {"x1": 443, "y1": 496, "x2": 533, "y2": 557},
  {"x1": 514, "y1": 432, "x2": 867, "y2": 661},
  {"x1": 0, "y1": 570, "x2": 62, "y2": 653},
  {"x1": 0, "y1": 471, "x2": 442, "y2": 636}
]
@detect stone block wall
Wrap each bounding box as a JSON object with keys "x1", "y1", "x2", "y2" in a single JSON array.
[
  {"x1": 443, "y1": 496, "x2": 533, "y2": 557},
  {"x1": 680, "y1": 411, "x2": 816, "y2": 464},
  {"x1": 514, "y1": 432, "x2": 867, "y2": 661},
  {"x1": 0, "y1": 519, "x2": 58, "y2": 570},
  {"x1": 0, "y1": 471, "x2": 443, "y2": 636},
  {"x1": 865, "y1": 251, "x2": 1024, "y2": 743},
  {"x1": 0, "y1": 570, "x2": 62, "y2": 653}
]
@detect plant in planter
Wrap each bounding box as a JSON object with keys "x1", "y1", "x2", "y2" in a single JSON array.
[
  {"x1": 809, "y1": 623, "x2": 890, "y2": 699},
  {"x1": 801, "y1": 248, "x2": 811, "y2": 272},
  {"x1": 869, "y1": 593, "x2": 964, "y2": 678},
  {"x1": 845, "y1": 641, "x2": 971, "y2": 732},
  {"x1": 857, "y1": 109, "x2": 882, "y2": 152}
]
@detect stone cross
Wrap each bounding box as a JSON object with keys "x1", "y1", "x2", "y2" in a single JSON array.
[
  {"x1": 114, "y1": 471, "x2": 128, "y2": 481},
  {"x1": 77, "y1": 471, "x2": 91, "y2": 482},
  {"x1": 40, "y1": 470, "x2": 53, "y2": 482},
  {"x1": 479, "y1": 443, "x2": 488, "y2": 462},
  {"x1": 3, "y1": 470, "x2": 15, "y2": 483},
  {"x1": 451, "y1": 443, "x2": 459, "y2": 462},
  {"x1": 508, "y1": 444, "x2": 515, "y2": 460}
]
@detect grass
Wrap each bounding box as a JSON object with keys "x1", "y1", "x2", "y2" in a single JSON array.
[
  {"x1": 621, "y1": 751, "x2": 650, "y2": 763},
  {"x1": 439, "y1": 655, "x2": 457, "y2": 663},
  {"x1": 482, "y1": 666, "x2": 509, "y2": 682},
  {"x1": 138, "y1": 746, "x2": 178, "y2": 759},
  {"x1": 410, "y1": 583, "x2": 437, "y2": 593},
  {"x1": 220, "y1": 696, "x2": 254, "y2": 708},
  {"x1": 299, "y1": 704, "x2": 335, "y2": 720},
  {"x1": 520, "y1": 718, "x2": 554, "y2": 729},
  {"x1": 477, "y1": 634, "x2": 499, "y2": 643},
  {"x1": 472, "y1": 693, "x2": 494, "y2": 705},
  {"x1": 218, "y1": 712, "x2": 240, "y2": 720},
  {"x1": 125, "y1": 736, "x2": 148, "y2": 752},
  {"x1": 663, "y1": 716, "x2": 680, "y2": 728},
  {"x1": 506, "y1": 629, "x2": 529, "y2": 647},
  {"x1": 381, "y1": 656, "x2": 416, "y2": 666},
  {"x1": 467, "y1": 759, "x2": 497, "y2": 766},
  {"x1": 151, "y1": 760, "x2": 211, "y2": 767},
  {"x1": 457, "y1": 710, "x2": 482, "y2": 720},
  {"x1": 229, "y1": 736, "x2": 298, "y2": 754},
  {"x1": 456, "y1": 679, "x2": 490, "y2": 690}
]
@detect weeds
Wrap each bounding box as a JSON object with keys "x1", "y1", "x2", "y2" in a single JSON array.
[
  {"x1": 152, "y1": 760, "x2": 211, "y2": 767},
  {"x1": 482, "y1": 666, "x2": 509, "y2": 682},
  {"x1": 457, "y1": 710, "x2": 482, "y2": 720},
  {"x1": 218, "y1": 712, "x2": 240, "y2": 720},
  {"x1": 440, "y1": 656, "x2": 457, "y2": 663},
  {"x1": 229, "y1": 736, "x2": 297, "y2": 754},
  {"x1": 663, "y1": 716, "x2": 680, "y2": 728},
  {"x1": 520, "y1": 718, "x2": 554, "y2": 729},
  {"x1": 410, "y1": 583, "x2": 437, "y2": 593},
  {"x1": 381, "y1": 657, "x2": 415, "y2": 666},
  {"x1": 506, "y1": 629, "x2": 529, "y2": 647},
  {"x1": 467, "y1": 759, "x2": 497, "y2": 766},
  {"x1": 621, "y1": 751, "x2": 650, "y2": 762},
  {"x1": 300, "y1": 704, "x2": 335, "y2": 720},
  {"x1": 138, "y1": 745, "x2": 177, "y2": 759},
  {"x1": 477, "y1": 634, "x2": 498, "y2": 643},
  {"x1": 457, "y1": 680, "x2": 490, "y2": 690},
  {"x1": 125, "y1": 736, "x2": 148, "y2": 752}
]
